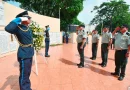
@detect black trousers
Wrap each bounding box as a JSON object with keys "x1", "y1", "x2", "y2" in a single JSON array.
[
  {"x1": 77, "y1": 42, "x2": 86, "y2": 65},
  {"x1": 92, "y1": 43, "x2": 98, "y2": 58},
  {"x1": 101, "y1": 43, "x2": 109, "y2": 65},
  {"x1": 86, "y1": 37, "x2": 88, "y2": 44},
  {"x1": 18, "y1": 58, "x2": 33, "y2": 90},
  {"x1": 111, "y1": 39, "x2": 115, "y2": 49},
  {"x1": 115, "y1": 50, "x2": 128, "y2": 77},
  {"x1": 45, "y1": 41, "x2": 50, "y2": 56}
]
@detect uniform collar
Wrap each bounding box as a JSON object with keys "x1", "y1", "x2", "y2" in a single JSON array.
[
  {"x1": 93, "y1": 33, "x2": 97, "y2": 35},
  {"x1": 79, "y1": 29, "x2": 84, "y2": 32},
  {"x1": 123, "y1": 32, "x2": 127, "y2": 35},
  {"x1": 120, "y1": 31, "x2": 127, "y2": 35},
  {"x1": 78, "y1": 30, "x2": 84, "y2": 33},
  {"x1": 21, "y1": 24, "x2": 28, "y2": 27},
  {"x1": 104, "y1": 31, "x2": 108, "y2": 33}
]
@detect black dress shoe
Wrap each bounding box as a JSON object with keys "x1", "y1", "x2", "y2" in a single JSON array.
[
  {"x1": 78, "y1": 65, "x2": 84, "y2": 68},
  {"x1": 92, "y1": 58, "x2": 96, "y2": 60},
  {"x1": 118, "y1": 76, "x2": 124, "y2": 81},
  {"x1": 77, "y1": 63, "x2": 81, "y2": 66},
  {"x1": 111, "y1": 72, "x2": 119, "y2": 76},
  {"x1": 101, "y1": 64, "x2": 106, "y2": 67},
  {"x1": 45, "y1": 55, "x2": 50, "y2": 57},
  {"x1": 90, "y1": 57, "x2": 93, "y2": 59},
  {"x1": 99, "y1": 63, "x2": 103, "y2": 65}
]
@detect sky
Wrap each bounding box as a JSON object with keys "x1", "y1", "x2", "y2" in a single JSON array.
[
  {"x1": 7, "y1": 0, "x2": 130, "y2": 25},
  {"x1": 77, "y1": 0, "x2": 130, "y2": 24},
  {"x1": 7, "y1": 1, "x2": 20, "y2": 7}
]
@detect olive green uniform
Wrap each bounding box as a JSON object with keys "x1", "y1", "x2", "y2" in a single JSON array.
[
  {"x1": 77, "y1": 30, "x2": 87, "y2": 66},
  {"x1": 101, "y1": 32, "x2": 112, "y2": 65},
  {"x1": 114, "y1": 32, "x2": 130, "y2": 77},
  {"x1": 92, "y1": 33, "x2": 99, "y2": 59}
]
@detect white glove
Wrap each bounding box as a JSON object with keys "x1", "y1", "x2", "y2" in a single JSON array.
[{"x1": 19, "y1": 17, "x2": 28, "y2": 21}]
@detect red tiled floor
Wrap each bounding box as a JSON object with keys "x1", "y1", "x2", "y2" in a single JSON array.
[{"x1": 0, "y1": 37, "x2": 130, "y2": 90}]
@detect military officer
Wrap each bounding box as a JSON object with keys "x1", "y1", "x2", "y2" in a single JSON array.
[
  {"x1": 99, "y1": 26, "x2": 112, "y2": 67},
  {"x1": 5, "y1": 11, "x2": 34, "y2": 90},
  {"x1": 111, "y1": 25, "x2": 130, "y2": 81},
  {"x1": 45, "y1": 25, "x2": 50, "y2": 57},
  {"x1": 90, "y1": 30, "x2": 99, "y2": 60},
  {"x1": 76, "y1": 25, "x2": 87, "y2": 68}
]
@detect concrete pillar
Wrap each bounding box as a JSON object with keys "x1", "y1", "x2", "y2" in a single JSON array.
[{"x1": 69, "y1": 33, "x2": 77, "y2": 43}]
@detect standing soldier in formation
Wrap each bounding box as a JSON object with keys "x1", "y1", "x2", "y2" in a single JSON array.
[
  {"x1": 111, "y1": 25, "x2": 130, "y2": 81},
  {"x1": 99, "y1": 26, "x2": 112, "y2": 67},
  {"x1": 76, "y1": 25, "x2": 87, "y2": 68},
  {"x1": 90, "y1": 30, "x2": 99, "y2": 60},
  {"x1": 5, "y1": 11, "x2": 34, "y2": 90},
  {"x1": 45, "y1": 25, "x2": 50, "y2": 57},
  {"x1": 86, "y1": 31, "x2": 89, "y2": 44}
]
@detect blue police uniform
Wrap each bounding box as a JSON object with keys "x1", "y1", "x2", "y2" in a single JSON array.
[
  {"x1": 45, "y1": 25, "x2": 50, "y2": 57},
  {"x1": 5, "y1": 11, "x2": 34, "y2": 90}
]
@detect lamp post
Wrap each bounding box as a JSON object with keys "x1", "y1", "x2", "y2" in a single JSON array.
[
  {"x1": 101, "y1": 20, "x2": 103, "y2": 35},
  {"x1": 59, "y1": 8, "x2": 61, "y2": 19}
]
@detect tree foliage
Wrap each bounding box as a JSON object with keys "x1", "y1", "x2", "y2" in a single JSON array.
[
  {"x1": 4, "y1": 0, "x2": 84, "y2": 31},
  {"x1": 90, "y1": 0, "x2": 130, "y2": 33}
]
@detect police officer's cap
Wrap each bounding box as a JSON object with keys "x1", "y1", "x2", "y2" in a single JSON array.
[
  {"x1": 45, "y1": 25, "x2": 49, "y2": 28},
  {"x1": 16, "y1": 11, "x2": 31, "y2": 19}
]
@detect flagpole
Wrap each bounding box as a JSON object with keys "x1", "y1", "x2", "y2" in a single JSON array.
[{"x1": 34, "y1": 50, "x2": 38, "y2": 75}]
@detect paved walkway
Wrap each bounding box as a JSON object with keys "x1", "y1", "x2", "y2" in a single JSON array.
[{"x1": 0, "y1": 42, "x2": 130, "y2": 90}]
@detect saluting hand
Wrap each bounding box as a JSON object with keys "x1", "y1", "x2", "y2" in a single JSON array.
[
  {"x1": 80, "y1": 46, "x2": 83, "y2": 49},
  {"x1": 126, "y1": 52, "x2": 129, "y2": 58},
  {"x1": 115, "y1": 27, "x2": 120, "y2": 31},
  {"x1": 107, "y1": 46, "x2": 110, "y2": 49}
]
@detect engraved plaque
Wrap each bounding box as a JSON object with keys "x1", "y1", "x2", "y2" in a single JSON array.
[
  {"x1": 0, "y1": 31, "x2": 9, "y2": 54},
  {"x1": 9, "y1": 41, "x2": 18, "y2": 52},
  {"x1": 0, "y1": 2, "x2": 5, "y2": 26}
]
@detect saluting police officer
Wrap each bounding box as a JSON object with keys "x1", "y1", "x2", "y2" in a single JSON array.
[
  {"x1": 45, "y1": 25, "x2": 50, "y2": 57},
  {"x1": 5, "y1": 11, "x2": 34, "y2": 90},
  {"x1": 90, "y1": 30, "x2": 99, "y2": 60},
  {"x1": 76, "y1": 25, "x2": 87, "y2": 68},
  {"x1": 111, "y1": 25, "x2": 130, "y2": 81},
  {"x1": 99, "y1": 26, "x2": 112, "y2": 67}
]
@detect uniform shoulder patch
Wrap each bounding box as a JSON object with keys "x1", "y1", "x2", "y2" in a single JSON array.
[{"x1": 126, "y1": 32, "x2": 130, "y2": 36}]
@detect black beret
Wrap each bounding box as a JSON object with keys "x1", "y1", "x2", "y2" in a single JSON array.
[
  {"x1": 121, "y1": 24, "x2": 129, "y2": 28},
  {"x1": 79, "y1": 24, "x2": 85, "y2": 28},
  {"x1": 103, "y1": 26, "x2": 110, "y2": 29}
]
